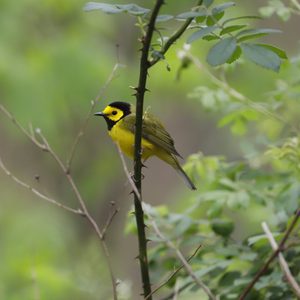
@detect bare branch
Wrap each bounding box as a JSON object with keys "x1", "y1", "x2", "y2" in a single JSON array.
[
  {"x1": 66, "y1": 63, "x2": 124, "y2": 171},
  {"x1": 0, "y1": 103, "x2": 118, "y2": 300},
  {"x1": 116, "y1": 143, "x2": 141, "y2": 200},
  {"x1": 150, "y1": 219, "x2": 216, "y2": 300},
  {"x1": 262, "y1": 221, "x2": 300, "y2": 298},
  {"x1": 102, "y1": 206, "x2": 120, "y2": 239},
  {"x1": 0, "y1": 104, "x2": 46, "y2": 150},
  {"x1": 0, "y1": 157, "x2": 83, "y2": 215}
]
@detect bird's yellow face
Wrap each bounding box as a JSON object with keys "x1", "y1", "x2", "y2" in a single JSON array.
[
  {"x1": 95, "y1": 101, "x2": 132, "y2": 130},
  {"x1": 101, "y1": 105, "x2": 125, "y2": 122}
]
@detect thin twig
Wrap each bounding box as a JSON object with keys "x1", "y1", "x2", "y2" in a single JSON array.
[
  {"x1": 0, "y1": 104, "x2": 46, "y2": 149},
  {"x1": 188, "y1": 54, "x2": 291, "y2": 127},
  {"x1": 291, "y1": 0, "x2": 300, "y2": 11},
  {"x1": 66, "y1": 63, "x2": 123, "y2": 172},
  {"x1": 149, "y1": 0, "x2": 204, "y2": 67},
  {"x1": 151, "y1": 219, "x2": 216, "y2": 300},
  {"x1": 239, "y1": 208, "x2": 300, "y2": 300},
  {"x1": 145, "y1": 244, "x2": 202, "y2": 300},
  {"x1": 102, "y1": 207, "x2": 120, "y2": 239},
  {"x1": 116, "y1": 143, "x2": 141, "y2": 200},
  {"x1": 34, "y1": 130, "x2": 118, "y2": 300},
  {"x1": 262, "y1": 221, "x2": 300, "y2": 298},
  {"x1": 0, "y1": 157, "x2": 83, "y2": 215}
]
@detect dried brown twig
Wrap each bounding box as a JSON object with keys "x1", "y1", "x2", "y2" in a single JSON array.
[
  {"x1": 0, "y1": 64, "x2": 123, "y2": 300},
  {"x1": 239, "y1": 208, "x2": 300, "y2": 299},
  {"x1": 262, "y1": 221, "x2": 300, "y2": 298},
  {"x1": 144, "y1": 244, "x2": 202, "y2": 300},
  {"x1": 66, "y1": 62, "x2": 123, "y2": 172},
  {"x1": 150, "y1": 219, "x2": 217, "y2": 300}
]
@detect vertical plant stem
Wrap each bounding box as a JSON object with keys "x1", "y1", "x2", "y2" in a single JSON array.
[{"x1": 133, "y1": 0, "x2": 164, "y2": 298}]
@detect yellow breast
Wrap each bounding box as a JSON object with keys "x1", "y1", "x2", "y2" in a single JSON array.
[{"x1": 109, "y1": 120, "x2": 155, "y2": 160}]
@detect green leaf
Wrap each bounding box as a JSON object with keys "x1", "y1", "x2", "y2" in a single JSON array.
[
  {"x1": 220, "y1": 25, "x2": 247, "y2": 35},
  {"x1": 206, "y1": 11, "x2": 224, "y2": 25},
  {"x1": 231, "y1": 118, "x2": 246, "y2": 135},
  {"x1": 207, "y1": 37, "x2": 237, "y2": 66},
  {"x1": 219, "y1": 271, "x2": 241, "y2": 287},
  {"x1": 118, "y1": 4, "x2": 150, "y2": 15},
  {"x1": 226, "y1": 45, "x2": 242, "y2": 63},
  {"x1": 187, "y1": 26, "x2": 217, "y2": 44},
  {"x1": 223, "y1": 15, "x2": 261, "y2": 25},
  {"x1": 156, "y1": 14, "x2": 173, "y2": 22},
  {"x1": 256, "y1": 44, "x2": 287, "y2": 59},
  {"x1": 276, "y1": 6, "x2": 291, "y2": 21},
  {"x1": 236, "y1": 28, "x2": 281, "y2": 42},
  {"x1": 211, "y1": 218, "x2": 234, "y2": 237},
  {"x1": 84, "y1": 2, "x2": 150, "y2": 16},
  {"x1": 204, "y1": 0, "x2": 214, "y2": 8},
  {"x1": 212, "y1": 2, "x2": 235, "y2": 15},
  {"x1": 176, "y1": 10, "x2": 207, "y2": 20},
  {"x1": 259, "y1": 6, "x2": 276, "y2": 18},
  {"x1": 202, "y1": 35, "x2": 220, "y2": 41},
  {"x1": 241, "y1": 43, "x2": 281, "y2": 72},
  {"x1": 84, "y1": 2, "x2": 122, "y2": 14}
]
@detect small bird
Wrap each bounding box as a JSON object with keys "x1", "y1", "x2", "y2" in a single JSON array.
[{"x1": 95, "y1": 101, "x2": 196, "y2": 190}]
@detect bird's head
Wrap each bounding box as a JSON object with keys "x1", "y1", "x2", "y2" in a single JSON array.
[{"x1": 94, "y1": 101, "x2": 132, "y2": 130}]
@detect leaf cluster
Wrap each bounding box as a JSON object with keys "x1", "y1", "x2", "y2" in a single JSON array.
[
  {"x1": 84, "y1": 1, "x2": 287, "y2": 72},
  {"x1": 126, "y1": 153, "x2": 300, "y2": 299}
]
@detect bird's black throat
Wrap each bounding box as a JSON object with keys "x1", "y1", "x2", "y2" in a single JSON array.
[{"x1": 104, "y1": 117, "x2": 117, "y2": 131}]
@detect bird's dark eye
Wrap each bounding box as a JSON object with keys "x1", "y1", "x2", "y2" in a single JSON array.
[{"x1": 112, "y1": 110, "x2": 117, "y2": 115}]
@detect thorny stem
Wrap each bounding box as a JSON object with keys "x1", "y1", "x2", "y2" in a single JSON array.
[
  {"x1": 239, "y1": 208, "x2": 300, "y2": 300},
  {"x1": 133, "y1": 1, "x2": 165, "y2": 298},
  {"x1": 133, "y1": 1, "x2": 208, "y2": 298}
]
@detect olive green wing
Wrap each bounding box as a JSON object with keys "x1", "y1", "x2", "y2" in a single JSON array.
[{"x1": 121, "y1": 113, "x2": 182, "y2": 157}]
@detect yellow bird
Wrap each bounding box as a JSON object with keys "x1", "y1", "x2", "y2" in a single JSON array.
[{"x1": 95, "y1": 101, "x2": 196, "y2": 190}]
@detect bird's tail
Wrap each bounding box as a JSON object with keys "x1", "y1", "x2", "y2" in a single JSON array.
[{"x1": 172, "y1": 157, "x2": 197, "y2": 190}]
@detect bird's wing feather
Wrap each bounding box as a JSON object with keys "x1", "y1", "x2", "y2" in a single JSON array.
[{"x1": 120, "y1": 113, "x2": 182, "y2": 157}]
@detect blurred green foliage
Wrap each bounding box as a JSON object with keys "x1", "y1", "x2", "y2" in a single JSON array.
[{"x1": 1, "y1": 0, "x2": 300, "y2": 299}]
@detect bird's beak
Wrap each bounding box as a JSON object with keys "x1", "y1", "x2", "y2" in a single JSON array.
[{"x1": 94, "y1": 112, "x2": 105, "y2": 117}]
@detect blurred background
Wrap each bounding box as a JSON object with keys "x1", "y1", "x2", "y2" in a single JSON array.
[{"x1": 0, "y1": 0, "x2": 299, "y2": 299}]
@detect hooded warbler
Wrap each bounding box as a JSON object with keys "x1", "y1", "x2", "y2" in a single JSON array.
[{"x1": 95, "y1": 101, "x2": 196, "y2": 190}]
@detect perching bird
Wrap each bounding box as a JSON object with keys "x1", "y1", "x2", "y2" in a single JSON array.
[{"x1": 95, "y1": 101, "x2": 196, "y2": 190}]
